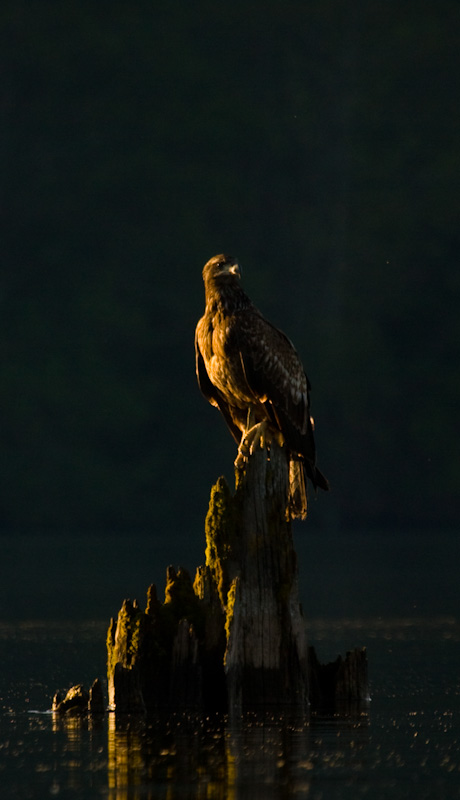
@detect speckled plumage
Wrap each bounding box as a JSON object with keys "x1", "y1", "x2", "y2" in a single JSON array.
[{"x1": 195, "y1": 254, "x2": 329, "y2": 516}]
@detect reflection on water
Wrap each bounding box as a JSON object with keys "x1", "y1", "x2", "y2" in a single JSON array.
[
  {"x1": 105, "y1": 707, "x2": 370, "y2": 799},
  {"x1": 1, "y1": 618, "x2": 459, "y2": 799},
  {"x1": 107, "y1": 713, "x2": 229, "y2": 799},
  {"x1": 45, "y1": 692, "x2": 460, "y2": 800},
  {"x1": 50, "y1": 713, "x2": 105, "y2": 796}
]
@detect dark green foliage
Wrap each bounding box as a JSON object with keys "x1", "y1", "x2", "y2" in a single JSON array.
[{"x1": 0, "y1": 1, "x2": 458, "y2": 531}]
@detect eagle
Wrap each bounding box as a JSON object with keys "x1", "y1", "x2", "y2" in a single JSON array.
[{"x1": 195, "y1": 254, "x2": 329, "y2": 519}]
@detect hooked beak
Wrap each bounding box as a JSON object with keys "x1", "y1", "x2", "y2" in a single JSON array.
[{"x1": 229, "y1": 261, "x2": 241, "y2": 278}]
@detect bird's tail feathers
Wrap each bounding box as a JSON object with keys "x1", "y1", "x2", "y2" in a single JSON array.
[
  {"x1": 314, "y1": 466, "x2": 330, "y2": 492},
  {"x1": 289, "y1": 459, "x2": 308, "y2": 520},
  {"x1": 289, "y1": 457, "x2": 329, "y2": 519},
  {"x1": 303, "y1": 458, "x2": 330, "y2": 493}
]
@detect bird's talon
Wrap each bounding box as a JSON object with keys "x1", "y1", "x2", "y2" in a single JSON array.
[{"x1": 234, "y1": 450, "x2": 248, "y2": 469}]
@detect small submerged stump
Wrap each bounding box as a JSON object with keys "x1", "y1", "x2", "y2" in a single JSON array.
[
  {"x1": 52, "y1": 679, "x2": 104, "y2": 716},
  {"x1": 106, "y1": 440, "x2": 369, "y2": 714},
  {"x1": 308, "y1": 646, "x2": 369, "y2": 709}
]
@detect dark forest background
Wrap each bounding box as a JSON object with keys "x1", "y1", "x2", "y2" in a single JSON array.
[{"x1": 1, "y1": 0, "x2": 459, "y2": 537}]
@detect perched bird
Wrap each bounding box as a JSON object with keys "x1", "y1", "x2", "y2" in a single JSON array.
[{"x1": 195, "y1": 253, "x2": 329, "y2": 519}]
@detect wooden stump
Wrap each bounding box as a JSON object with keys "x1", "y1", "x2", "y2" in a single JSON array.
[
  {"x1": 106, "y1": 440, "x2": 369, "y2": 714},
  {"x1": 52, "y1": 679, "x2": 104, "y2": 716},
  {"x1": 209, "y1": 442, "x2": 309, "y2": 710}
]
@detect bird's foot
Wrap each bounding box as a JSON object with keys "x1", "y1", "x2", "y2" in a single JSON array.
[{"x1": 234, "y1": 420, "x2": 269, "y2": 468}]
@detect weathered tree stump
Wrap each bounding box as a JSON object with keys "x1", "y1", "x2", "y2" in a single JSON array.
[{"x1": 106, "y1": 439, "x2": 369, "y2": 714}]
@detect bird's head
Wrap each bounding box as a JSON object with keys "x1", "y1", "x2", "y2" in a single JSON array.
[{"x1": 202, "y1": 254, "x2": 241, "y2": 285}]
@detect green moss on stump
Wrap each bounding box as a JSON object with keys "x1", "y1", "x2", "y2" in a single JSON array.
[
  {"x1": 224, "y1": 579, "x2": 238, "y2": 647},
  {"x1": 204, "y1": 476, "x2": 239, "y2": 607}
]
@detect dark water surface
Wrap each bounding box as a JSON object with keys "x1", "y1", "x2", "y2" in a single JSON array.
[{"x1": 1, "y1": 617, "x2": 459, "y2": 799}]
